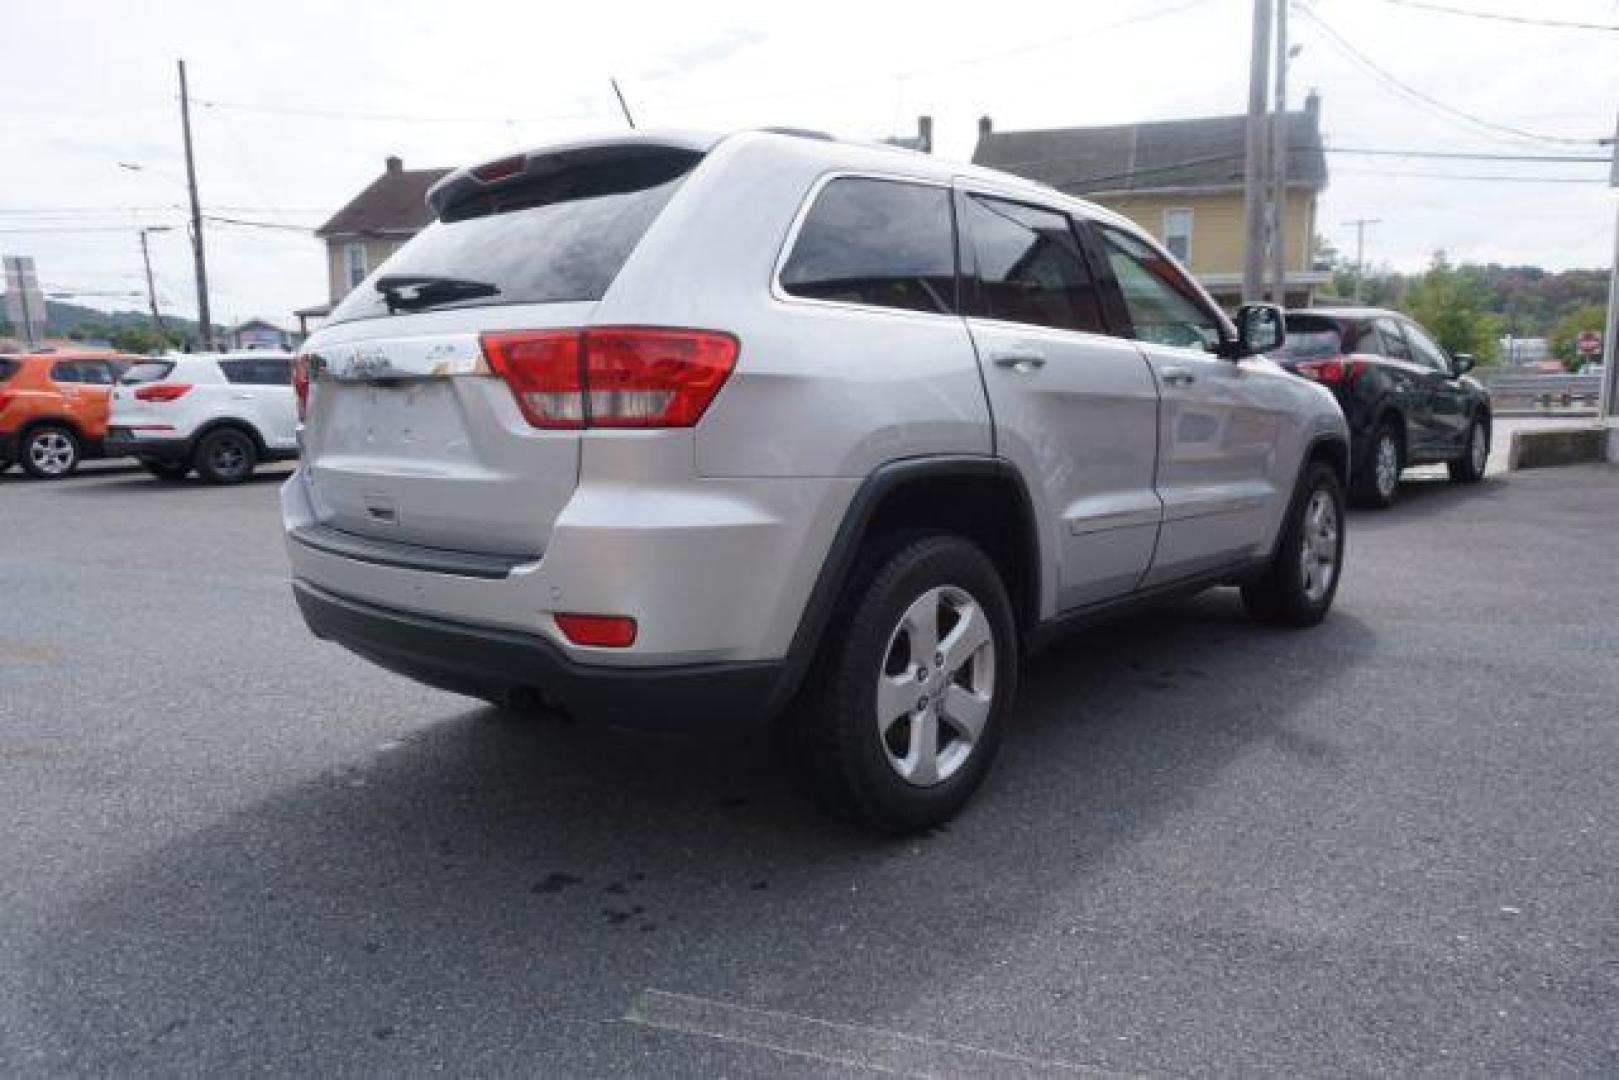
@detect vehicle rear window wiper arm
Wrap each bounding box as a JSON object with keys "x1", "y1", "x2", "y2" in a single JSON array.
[{"x1": 375, "y1": 274, "x2": 501, "y2": 313}]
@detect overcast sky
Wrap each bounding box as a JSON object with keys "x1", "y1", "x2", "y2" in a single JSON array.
[{"x1": 2, "y1": 0, "x2": 1615, "y2": 328}]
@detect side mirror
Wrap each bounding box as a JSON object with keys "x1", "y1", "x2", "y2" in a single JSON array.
[
  {"x1": 1452, "y1": 353, "x2": 1476, "y2": 376},
  {"x1": 1229, "y1": 302, "x2": 1284, "y2": 359}
]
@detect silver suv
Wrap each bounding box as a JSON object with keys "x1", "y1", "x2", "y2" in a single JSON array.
[{"x1": 285, "y1": 130, "x2": 1348, "y2": 832}]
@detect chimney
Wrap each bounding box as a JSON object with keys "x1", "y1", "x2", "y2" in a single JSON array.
[
  {"x1": 385, "y1": 155, "x2": 403, "y2": 175},
  {"x1": 918, "y1": 115, "x2": 934, "y2": 154},
  {"x1": 978, "y1": 115, "x2": 993, "y2": 141}
]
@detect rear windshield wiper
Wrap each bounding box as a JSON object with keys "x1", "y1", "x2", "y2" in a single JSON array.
[{"x1": 375, "y1": 274, "x2": 500, "y2": 313}]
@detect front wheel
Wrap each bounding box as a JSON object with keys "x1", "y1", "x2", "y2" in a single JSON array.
[
  {"x1": 1448, "y1": 417, "x2": 1489, "y2": 483},
  {"x1": 194, "y1": 428, "x2": 258, "y2": 484},
  {"x1": 806, "y1": 535, "x2": 1018, "y2": 834},
  {"x1": 1242, "y1": 462, "x2": 1346, "y2": 627}
]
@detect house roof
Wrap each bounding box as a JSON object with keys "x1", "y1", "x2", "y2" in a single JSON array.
[
  {"x1": 317, "y1": 156, "x2": 452, "y2": 237},
  {"x1": 230, "y1": 318, "x2": 286, "y2": 332},
  {"x1": 972, "y1": 107, "x2": 1328, "y2": 196}
]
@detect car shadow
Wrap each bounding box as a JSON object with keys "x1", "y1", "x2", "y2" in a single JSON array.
[
  {"x1": 1348, "y1": 473, "x2": 1509, "y2": 528},
  {"x1": 20, "y1": 591, "x2": 1378, "y2": 1071},
  {"x1": 50, "y1": 466, "x2": 296, "y2": 495}
]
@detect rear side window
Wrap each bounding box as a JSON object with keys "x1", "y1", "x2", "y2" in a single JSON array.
[
  {"x1": 0, "y1": 359, "x2": 17, "y2": 382},
  {"x1": 779, "y1": 177, "x2": 957, "y2": 315},
  {"x1": 52, "y1": 361, "x2": 114, "y2": 385},
  {"x1": 221, "y1": 358, "x2": 292, "y2": 385},
  {"x1": 328, "y1": 150, "x2": 701, "y2": 324},
  {"x1": 1277, "y1": 316, "x2": 1344, "y2": 359},
  {"x1": 120, "y1": 362, "x2": 174, "y2": 385},
  {"x1": 962, "y1": 194, "x2": 1103, "y2": 333}
]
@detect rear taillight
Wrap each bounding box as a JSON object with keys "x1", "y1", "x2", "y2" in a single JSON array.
[
  {"x1": 481, "y1": 327, "x2": 739, "y2": 430},
  {"x1": 292, "y1": 354, "x2": 310, "y2": 420},
  {"x1": 133, "y1": 383, "x2": 193, "y2": 402},
  {"x1": 1295, "y1": 357, "x2": 1358, "y2": 383}
]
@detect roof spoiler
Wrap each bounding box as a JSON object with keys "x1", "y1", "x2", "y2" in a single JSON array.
[{"x1": 425, "y1": 132, "x2": 718, "y2": 221}]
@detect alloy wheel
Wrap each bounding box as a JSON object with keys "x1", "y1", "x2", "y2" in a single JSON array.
[
  {"x1": 1298, "y1": 488, "x2": 1340, "y2": 603},
  {"x1": 209, "y1": 434, "x2": 250, "y2": 478},
  {"x1": 874, "y1": 585, "x2": 996, "y2": 787},
  {"x1": 27, "y1": 430, "x2": 75, "y2": 476},
  {"x1": 1375, "y1": 434, "x2": 1399, "y2": 499},
  {"x1": 1470, "y1": 422, "x2": 1488, "y2": 474}
]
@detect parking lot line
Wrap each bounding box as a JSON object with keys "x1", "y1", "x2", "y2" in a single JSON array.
[{"x1": 624, "y1": 988, "x2": 1120, "y2": 1078}]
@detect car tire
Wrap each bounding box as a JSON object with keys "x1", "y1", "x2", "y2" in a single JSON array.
[
  {"x1": 1448, "y1": 416, "x2": 1489, "y2": 484},
  {"x1": 194, "y1": 428, "x2": 258, "y2": 484},
  {"x1": 804, "y1": 534, "x2": 1018, "y2": 834},
  {"x1": 1350, "y1": 422, "x2": 1401, "y2": 509},
  {"x1": 1242, "y1": 462, "x2": 1345, "y2": 628},
  {"x1": 141, "y1": 459, "x2": 190, "y2": 482},
  {"x1": 18, "y1": 424, "x2": 81, "y2": 480}
]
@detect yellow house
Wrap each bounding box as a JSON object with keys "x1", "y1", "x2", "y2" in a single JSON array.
[{"x1": 972, "y1": 95, "x2": 1330, "y2": 309}]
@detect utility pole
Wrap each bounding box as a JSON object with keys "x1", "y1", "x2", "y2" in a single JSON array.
[
  {"x1": 1599, "y1": 110, "x2": 1618, "y2": 432},
  {"x1": 138, "y1": 226, "x2": 169, "y2": 333},
  {"x1": 1269, "y1": 0, "x2": 1290, "y2": 305},
  {"x1": 610, "y1": 78, "x2": 636, "y2": 130},
  {"x1": 1242, "y1": 0, "x2": 1273, "y2": 302},
  {"x1": 1345, "y1": 218, "x2": 1380, "y2": 302},
  {"x1": 177, "y1": 59, "x2": 212, "y2": 351}
]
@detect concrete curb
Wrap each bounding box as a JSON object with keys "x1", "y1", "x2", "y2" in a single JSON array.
[{"x1": 1508, "y1": 425, "x2": 1618, "y2": 470}]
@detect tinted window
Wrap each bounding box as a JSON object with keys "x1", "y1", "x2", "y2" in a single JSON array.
[
  {"x1": 0, "y1": 359, "x2": 16, "y2": 382},
  {"x1": 1375, "y1": 318, "x2": 1413, "y2": 361},
  {"x1": 1277, "y1": 316, "x2": 1344, "y2": 359},
  {"x1": 1402, "y1": 321, "x2": 1451, "y2": 374},
  {"x1": 963, "y1": 195, "x2": 1103, "y2": 333},
  {"x1": 51, "y1": 361, "x2": 111, "y2": 384},
  {"x1": 1096, "y1": 226, "x2": 1222, "y2": 351},
  {"x1": 780, "y1": 177, "x2": 956, "y2": 314},
  {"x1": 120, "y1": 361, "x2": 174, "y2": 385},
  {"x1": 329, "y1": 150, "x2": 702, "y2": 324},
  {"x1": 221, "y1": 357, "x2": 292, "y2": 385}
]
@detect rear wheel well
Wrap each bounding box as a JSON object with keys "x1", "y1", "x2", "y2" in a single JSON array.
[
  {"x1": 192, "y1": 419, "x2": 266, "y2": 456},
  {"x1": 19, "y1": 416, "x2": 83, "y2": 443},
  {"x1": 856, "y1": 471, "x2": 1040, "y2": 633}
]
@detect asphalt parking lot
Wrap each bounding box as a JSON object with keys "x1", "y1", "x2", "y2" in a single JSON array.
[{"x1": 3, "y1": 458, "x2": 1617, "y2": 1076}]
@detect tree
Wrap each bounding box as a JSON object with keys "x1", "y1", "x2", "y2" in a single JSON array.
[
  {"x1": 1400, "y1": 251, "x2": 1502, "y2": 364},
  {"x1": 1548, "y1": 303, "x2": 1608, "y2": 371},
  {"x1": 108, "y1": 325, "x2": 176, "y2": 355}
]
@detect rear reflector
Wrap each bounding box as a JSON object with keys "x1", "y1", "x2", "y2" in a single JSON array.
[
  {"x1": 134, "y1": 383, "x2": 193, "y2": 402},
  {"x1": 555, "y1": 613, "x2": 638, "y2": 648},
  {"x1": 292, "y1": 354, "x2": 310, "y2": 420},
  {"x1": 482, "y1": 327, "x2": 738, "y2": 430}
]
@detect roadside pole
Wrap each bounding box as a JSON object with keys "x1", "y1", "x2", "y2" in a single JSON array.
[
  {"x1": 177, "y1": 59, "x2": 212, "y2": 351},
  {"x1": 1268, "y1": 0, "x2": 1289, "y2": 304},
  {"x1": 138, "y1": 226, "x2": 168, "y2": 333},
  {"x1": 1601, "y1": 111, "x2": 1618, "y2": 465},
  {"x1": 1242, "y1": 0, "x2": 1271, "y2": 302}
]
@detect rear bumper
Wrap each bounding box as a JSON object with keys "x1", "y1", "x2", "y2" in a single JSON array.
[
  {"x1": 293, "y1": 578, "x2": 790, "y2": 731},
  {"x1": 104, "y1": 432, "x2": 191, "y2": 462}
]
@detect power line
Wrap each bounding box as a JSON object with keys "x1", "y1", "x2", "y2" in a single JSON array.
[
  {"x1": 1296, "y1": 5, "x2": 1602, "y2": 146},
  {"x1": 1326, "y1": 146, "x2": 1610, "y2": 163},
  {"x1": 1375, "y1": 0, "x2": 1619, "y2": 32},
  {"x1": 1332, "y1": 167, "x2": 1610, "y2": 183}
]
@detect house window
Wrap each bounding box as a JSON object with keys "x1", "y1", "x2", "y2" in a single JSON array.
[
  {"x1": 1162, "y1": 209, "x2": 1193, "y2": 263},
  {"x1": 344, "y1": 243, "x2": 368, "y2": 289}
]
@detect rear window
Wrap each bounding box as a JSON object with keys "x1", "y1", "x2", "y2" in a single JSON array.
[
  {"x1": 779, "y1": 177, "x2": 957, "y2": 314},
  {"x1": 1276, "y1": 316, "x2": 1344, "y2": 360},
  {"x1": 120, "y1": 361, "x2": 175, "y2": 385},
  {"x1": 328, "y1": 150, "x2": 702, "y2": 324},
  {"x1": 220, "y1": 357, "x2": 292, "y2": 385}
]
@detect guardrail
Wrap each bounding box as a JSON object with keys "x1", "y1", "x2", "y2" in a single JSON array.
[{"x1": 1483, "y1": 373, "x2": 1602, "y2": 412}]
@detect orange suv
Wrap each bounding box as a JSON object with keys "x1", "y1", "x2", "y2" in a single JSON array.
[{"x1": 0, "y1": 351, "x2": 140, "y2": 478}]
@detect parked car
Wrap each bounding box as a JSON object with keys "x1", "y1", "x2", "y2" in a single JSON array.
[
  {"x1": 106, "y1": 352, "x2": 300, "y2": 483},
  {"x1": 1273, "y1": 307, "x2": 1492, "y2": 508},
  {"x1": 0, "y1": 350, "x2": 140, "y2": 478},
  {"x1": 284, "y1": 130, "x2": 1349, "y2": 832}
]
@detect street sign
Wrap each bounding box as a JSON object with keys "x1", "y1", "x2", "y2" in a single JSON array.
[{"x1": 1578, "y1": 330, "x2": 1602, "y2": 357}]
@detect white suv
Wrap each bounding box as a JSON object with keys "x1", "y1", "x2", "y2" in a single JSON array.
[
  {"x1": 285, "y1": 131, "x2": 1349, "y2": 831},
  {"x1": 108, "y1": 352, "x2": 300, "y2": 483}
]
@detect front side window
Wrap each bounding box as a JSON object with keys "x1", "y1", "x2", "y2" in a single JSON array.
[
  {"x1": 779, "y1": 177, "x2": 956, "y2": 314},
  {"x1": 1163, "y1": 208, "x2": 1193, "y2": 263},
  {"x1": 344, "y1": 243, "x2": 367, "y2": 290},
  {"x1": 1096, "y1": 225, "x2": 1222, "y2": 352},
  {"x1": 962, "y1": 194, "x2": 1103, "y2": 333},
  {"x1": 1402, "y1": 321, "x2": 1451, "y2": 374},
  {"x1": 1375, "y1": 318, "x2": 1414, "y2": 361}
]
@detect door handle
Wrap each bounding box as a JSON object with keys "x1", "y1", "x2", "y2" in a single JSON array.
[
  {"x1": 991, "y1": 350, "x2": 1046, "y2": 372},
  {"x1": 1160, "y1": 366, "x2": 1197, "y2": 387},
  {"x1": 231, "y1": 392, "x2": 257, "y2": 400}
]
